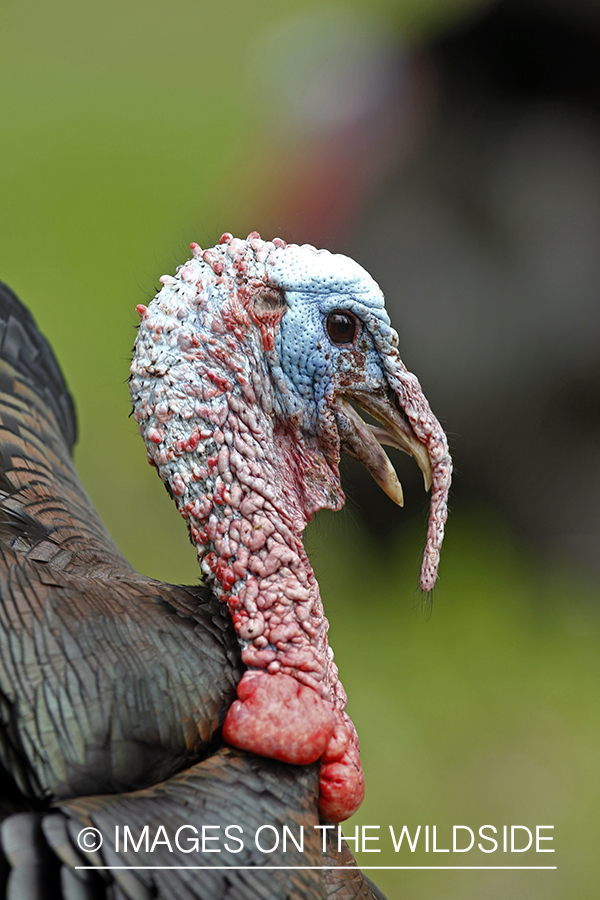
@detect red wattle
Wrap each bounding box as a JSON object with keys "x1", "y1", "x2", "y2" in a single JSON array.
[
  {"x1": 318, "y1": 742, "x2": 365, "y2": 823},
  {"x1": 223, "y1": 670, "x2": 364, "y2": 821},
  {"x1": 223, "y1": 671, "x2": 336, "y2": 766}
]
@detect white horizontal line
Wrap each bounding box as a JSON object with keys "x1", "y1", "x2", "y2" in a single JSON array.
[{"x1": 75, "y1": 866, "x2": 557, "y2": 871}]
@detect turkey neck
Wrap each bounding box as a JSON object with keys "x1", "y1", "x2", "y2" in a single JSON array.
[
  {"x1": 195, "y1": 424, "x2": 344, "y2": 710},
  {"x1": 131, "y1": 292, "x2": 347, "y2": 712}
]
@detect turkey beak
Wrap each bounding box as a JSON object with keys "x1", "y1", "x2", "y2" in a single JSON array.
[{"x1": 334, "y1": 392, "x2": 433, "y2": 507}]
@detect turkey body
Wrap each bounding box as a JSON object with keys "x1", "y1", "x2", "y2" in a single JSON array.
[{"x1": 0, "y1": 280, "x2": 387, "y2": 900}]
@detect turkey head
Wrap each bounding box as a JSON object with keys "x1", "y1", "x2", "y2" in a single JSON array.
[{"x1": 130, "y1": 232, "x2": 451, "y2": 823}]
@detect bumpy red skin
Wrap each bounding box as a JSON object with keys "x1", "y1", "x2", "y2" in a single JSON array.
[
  {"x1": 130, "y1": 232, "x2": 449, "y2": 821},
  {"x1": 131, "y1": 234, "x2": 367, "y2": 820},
  {"x1": 223, "y1": 671, "x2": 336, "y2": 765},
  {"x1": 222, "y1": 671, "x2": 364, "y2": 820}
]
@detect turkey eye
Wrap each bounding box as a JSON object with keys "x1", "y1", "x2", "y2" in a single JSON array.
[{"x1": 326, "y1": 311, "x2": 358, "y2": 345}]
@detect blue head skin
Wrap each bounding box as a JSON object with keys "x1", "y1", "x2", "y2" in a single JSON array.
[
  {"x1": 131, "y1": 233, "x2": 450, "y2": 591},
  {"x1": 266, "y1": 245, "x2": 398, "y2": 424}
]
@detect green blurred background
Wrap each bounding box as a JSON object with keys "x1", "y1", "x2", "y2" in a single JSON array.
[{"x1": 1, "y1": 1, "x2": 599, "y2": 897}]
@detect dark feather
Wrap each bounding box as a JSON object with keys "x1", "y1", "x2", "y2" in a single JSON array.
[{"x1": 0, "y1": 286, "x2": 385, "y2": 898}]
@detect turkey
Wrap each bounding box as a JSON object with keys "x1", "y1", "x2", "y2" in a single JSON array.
[{"x1": 0, "y1": 233, "x2": 451, "y2": 899}]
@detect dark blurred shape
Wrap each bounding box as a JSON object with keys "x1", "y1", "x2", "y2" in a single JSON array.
[
  {"x1": 442, "y1": 0, "x2": 600, "y2": 101},
  {"x1": 246, "y1": 7, "x2": 433, "y2": 247},
  {"x1": 340, "y1": 0, "x2": 600, "y2": 573}
]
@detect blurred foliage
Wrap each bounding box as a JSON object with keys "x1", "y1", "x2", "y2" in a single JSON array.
[
  {"x1": 1, "y1": 3, "x2": 598, "y2": 899},
  {"x1": 310, "y1": 509, "x2": 600, "y2": 899}
]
